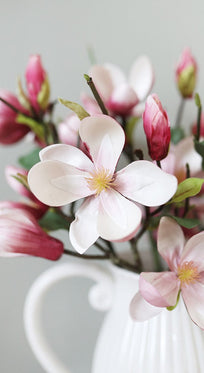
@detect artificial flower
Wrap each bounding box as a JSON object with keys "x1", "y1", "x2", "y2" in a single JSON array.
[
  {"x1": 175, "y1": 48, "x2": 197, "y2": 98},
  {"x1": 0, "y1": 208, "x2": 63, "y2": 260},
  {"x1": 28, "y1": 115, "x2": 177, "y2": 254},
  {"x1": 143, "y1": 94, "x2": 171, "y2": 161},
  {"x1": 0, "y1": 90, "x2": 29, "y2": 144},
  {"x1": 130, "y1": 216, "x2": 204, "y2": 329},
  {"x1": 90, "y1": 56, "x2": 154, "y2": 117}
]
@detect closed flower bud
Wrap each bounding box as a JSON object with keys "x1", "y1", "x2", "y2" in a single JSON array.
[
  {"x1": 0, "y1": 90, "x2": 29, "y2": 144},
  {"x1": 25, "y1": 54, "x2": 50, "y2": 113},
  {"x1": 143, "y1": 94, "x2": 171, "y2": 161},
  {"x1": 175, "y1": 48, "x2": 197, "y2": 98},
  {"x1": 0, "y1": 208, "x2": 63, "y2": 260}
]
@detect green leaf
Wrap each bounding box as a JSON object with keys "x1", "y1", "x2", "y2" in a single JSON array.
[
  {"x1": 58, "y1": 98, "x2": 90, "y2": 120},
  {"x1": 195, "y1": 93, "x2": 201, "y2": 108},
  {"x1": 171, "y1": 127, "x2": 185, "y2": 144},
  {"x1": 16, "y1": 114, "x2": 44, "y2": 140},
  {"x1": 12, "y1": 173, "x2": 29, "y2": 189},
  {"x1": 169, "y1": 177, "x2": 204, "y2": 204},
  {"x1": 18, "y1": 147, "x2": 41, "y2": 170},
  {"x1": 167, "y1": 215, "x2": 200, "y2": 229},
  {"x1": 39, "y1": 209, "x2": 69, "y2": 231}
]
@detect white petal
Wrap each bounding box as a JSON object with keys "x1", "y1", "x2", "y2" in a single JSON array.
[
  {"x1": 79, "y1": 115, "x2": 125, "y2": 170},
  {"x1": 89, "y1": 65, "x2": 114, "y2": 102},
  {"x1": 131, "y1": 102, "x2": 145, "y2": 117},
  {"x1": 69, "y1": 197, "x2": 99, "y2": 254},
  {"x1": 28, "y1": 160, "x2": 92, "y2": 206},
  {"x1": 130, "y1": 291, "x2": 162, "y2": 321},
  {"x1": 97, "y1": 189, "x2": 142, "y2": 241},
  {"x1": 115, "y1": 160, "x2": 178, "y2": 207},
  {"x1": 104, "y1": 63, "x2": 126, "y2": 87},
  {"x1": 158, "y1": 217, "x2": 185, "y2": 271},
  {"x1": 40, "y1": 144, "x2": 94, "y2": 172},
  {"x1": 181, "y1": 231, "x2": 204, "y2": 271},
  {"x1": 129, "y1": 56, "x2": 154, "y2": 101},
  {"x1": 174, "y1": 136, "x2": 202, "y2": 176}
]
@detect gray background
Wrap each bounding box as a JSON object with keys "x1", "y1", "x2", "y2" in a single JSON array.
[{"x1": 0, "y1": 0, "x2": 203, "y2": 372}]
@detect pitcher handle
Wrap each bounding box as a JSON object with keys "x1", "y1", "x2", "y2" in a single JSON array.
[{"x1": 24, "y1": 261, "x2": 114, "y2": 373}]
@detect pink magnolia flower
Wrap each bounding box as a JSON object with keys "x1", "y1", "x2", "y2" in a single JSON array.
[
  {"x1": 175, "y1": 48, "x2": 197, "y2": 98},
  {"x1": 130, "y1": 217, "x2": 204, "y2": 329},
  {"x1": 25, "y1": 54, "x2": 50, "y2": 113},
  {"x1": 143, "y1": 94, "x2": 171, "y2": 161},
  {"x1": 58, "y1": 113, "x2": 81, "y2": 146},
  {"x1": 28, "y1": 115, "x2": 177, "y2": 254},
  {"x1": 0, "y1": 208, "x2": 63, "y2": 260},
  {"x1": 89, "y1": 56, "x2": 154, "y2": 117},
  {"x1": 161, "y1": 136, "x2": 202, "y2": 183},
  {"x1": 0, "y1": 90, "x2": 29, "y2": 144},
  {"x1": 5, "y1": 165, "x2": 48, "y2": 219}
]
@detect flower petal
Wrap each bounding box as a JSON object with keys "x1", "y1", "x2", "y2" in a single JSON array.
[
  {"x1": 182, "y1": 281, "x2": 204, "y2": 329},
  {"x1": 115, "y1": 160, "x2": 178, "y2": 206},
  {"x1": 130, "y1": 291, "x2": 162, "y2": 321},
  {"x1": 140, "y1": 271, "x2": 180, "y2": 307},
  {"x1": 158, "y1": 217, "x2": 185, "y2": 271},
  {"x1": 89, "y1": 65, "x2": 114, "y2": 102},
  {"x1": 97, "y1": 189, "x2": 142, "y2": 241},
  {"x1": 69, "y1": 197, "x2": 99, "y2": 254},
  {"x1": 129, "y1": 56, "x2": 154, "y2": 101},
  {"x1": 79, "y1": 115, "x2": 125, "y2": 171},
  {"x1": 181, "y1": 231, "x2": 204, "y2": 271},
  {"x1": 104, "y1": 63, "x2": 126, "y2": 87},
  {"x1": 28, "y1": 160, "x2": 92, "y2": 206},
  {"x1": 40, "y1": 144, "x2": 94, "y2": 172},
  {"x1": 174, "y1": 136, "x2": 202, "y2": 178}
]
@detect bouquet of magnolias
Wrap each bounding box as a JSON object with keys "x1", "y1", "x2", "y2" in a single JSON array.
[{"x1": 1, "y1": 49, "x2": 204, "y2": 330}]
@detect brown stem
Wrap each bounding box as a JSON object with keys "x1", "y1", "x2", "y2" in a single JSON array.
[{"x1": 84, "y1": 74, "x2": 109, "y2": 115}]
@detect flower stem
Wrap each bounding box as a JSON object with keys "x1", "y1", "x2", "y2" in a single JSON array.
[
  {"x1": 175, "y1": 98, "x2": 185, "y2": 128},
  {"x1": 64, "y1": 248, "x2": 109, "y2": 260},
  {"x1": 0, "y1": 96, "x2": 31, "y2": 118},
  {"x1": 84, "y1": 74, "x2": 109, "y2": 115}
]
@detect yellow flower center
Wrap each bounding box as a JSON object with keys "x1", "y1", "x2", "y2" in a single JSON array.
[
  {"x1": 177, "y1": 261, "x2": 200, "y2": 287},
  {"x1": 86, "y1": 168, "x2": 114, "y2": 195}
]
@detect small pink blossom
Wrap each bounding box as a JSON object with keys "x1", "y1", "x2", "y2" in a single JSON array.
[
  {"x1": 0, "y1": 90, "x2": 29, "y2": 144},
  {"x1": 25, "y1": 54, "x2": 50, "y2": 113},
  {"x1": 175, "y1": 48, "x2": 197, "y2": 98},
  {"x1": 58, "y1": 114, "x2": 81, "y2": 146},
  {"x1": 143, "y1": 94, "x2": 171, "y2": 161},
  {"x1": 89, "y1": 56, "x2": 154, "y2": 117},
  {"x1": 28, "y1": 115, "x2": 177, "y2": 254},
  {"x1": 0, "y1": 208, "x2": 63, "y2": 260},
  {"x1": 130, "y1": 217, "x2": 204, "y2": 329}
]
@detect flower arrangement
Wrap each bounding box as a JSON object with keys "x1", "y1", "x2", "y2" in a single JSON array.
[{"x1": 1, "y1": 49, "x2": 204, "y2": 331}]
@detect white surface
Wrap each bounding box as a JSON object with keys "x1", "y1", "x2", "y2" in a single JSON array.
[{"x1": 0, "y1": 0, "x2": 204, "y2": 372}]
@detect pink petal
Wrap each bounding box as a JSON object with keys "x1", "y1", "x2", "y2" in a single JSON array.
[
  {"x1": 158, "y1": 217, "x2": 185, "y2": 271},
  {"x1": 94, "y1": 134, "x2": 117, "y2": 173},
  {"x1": 69, "y1": 197, "x2": 99, "y2": 254},
  {"x1": 181, "y1": 231, "x2": 204, "y2": 271},
  {"x1": 28, "y1": 160, "x2": 92, "y2": 206},
  {"x1": 107, "y1": 83, "x2": 139, "y2": 116},
  {"x1": 174, "y1": 136, "x2": 202, "y2": 177},
  {"x1": 129, "y1": 56, "x2": 154, "y2": 101},
  {"x1": 131, "y1": 102, "x2": 145, "y2": 117},
  {"x1": 140, "y1": 271, "x2": 180, "y2": 307},
  {"x1": 89, "y1": 65, "x2": 114, "y2": 102},
  {"x1": 130, "y1": 291, "x2": 162, "y2": 321},
  {"x1": 40, "y1": 144, "x2": 94, "y2": 172},
  {"x1": 80, "y1": 92, "x2": 102, "y2": 115},
  {"x1": 182, "y1": 281, "x2": 204, "y2": 329},
  {"x1": 115, "y1": 160, "x2": 178, "y2": 206},
  {"x1": 79, "y1": 115, "x2": 125, "y2": 171},
  {"x1": 97, "y1": 189, "x2": 142, "y2": 241}
]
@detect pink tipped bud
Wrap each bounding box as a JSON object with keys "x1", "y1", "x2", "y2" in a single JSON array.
[
  {"x1": 25, "y1": 54, "x2": 50, "y2": 112},
  {"x1": 0, "y1": 90, "x2": 29, "y2": 144},
  {"x1": 143, "y1": 94, "x2": 171, "y2": 161},
  {"x1": 0, "y1": 208, "x2": 63, "y2": 260},
  {"x1": 175, "y1": 48, "x2": 197, "y2": 98}
]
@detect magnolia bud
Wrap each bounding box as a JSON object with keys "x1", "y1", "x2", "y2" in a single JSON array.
[
  {"x1": 143, "y1": 94, "x2": 171, "y2": 161},
  {"x1": 0, "y1": 90, "x2": 29, "y2": 144},
  {"x1": 175, "y1": 48, "x2": 197, "y2": 98},
  {"x1": 25, "y1": 54, "x2": 50, "y2": 112}
]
